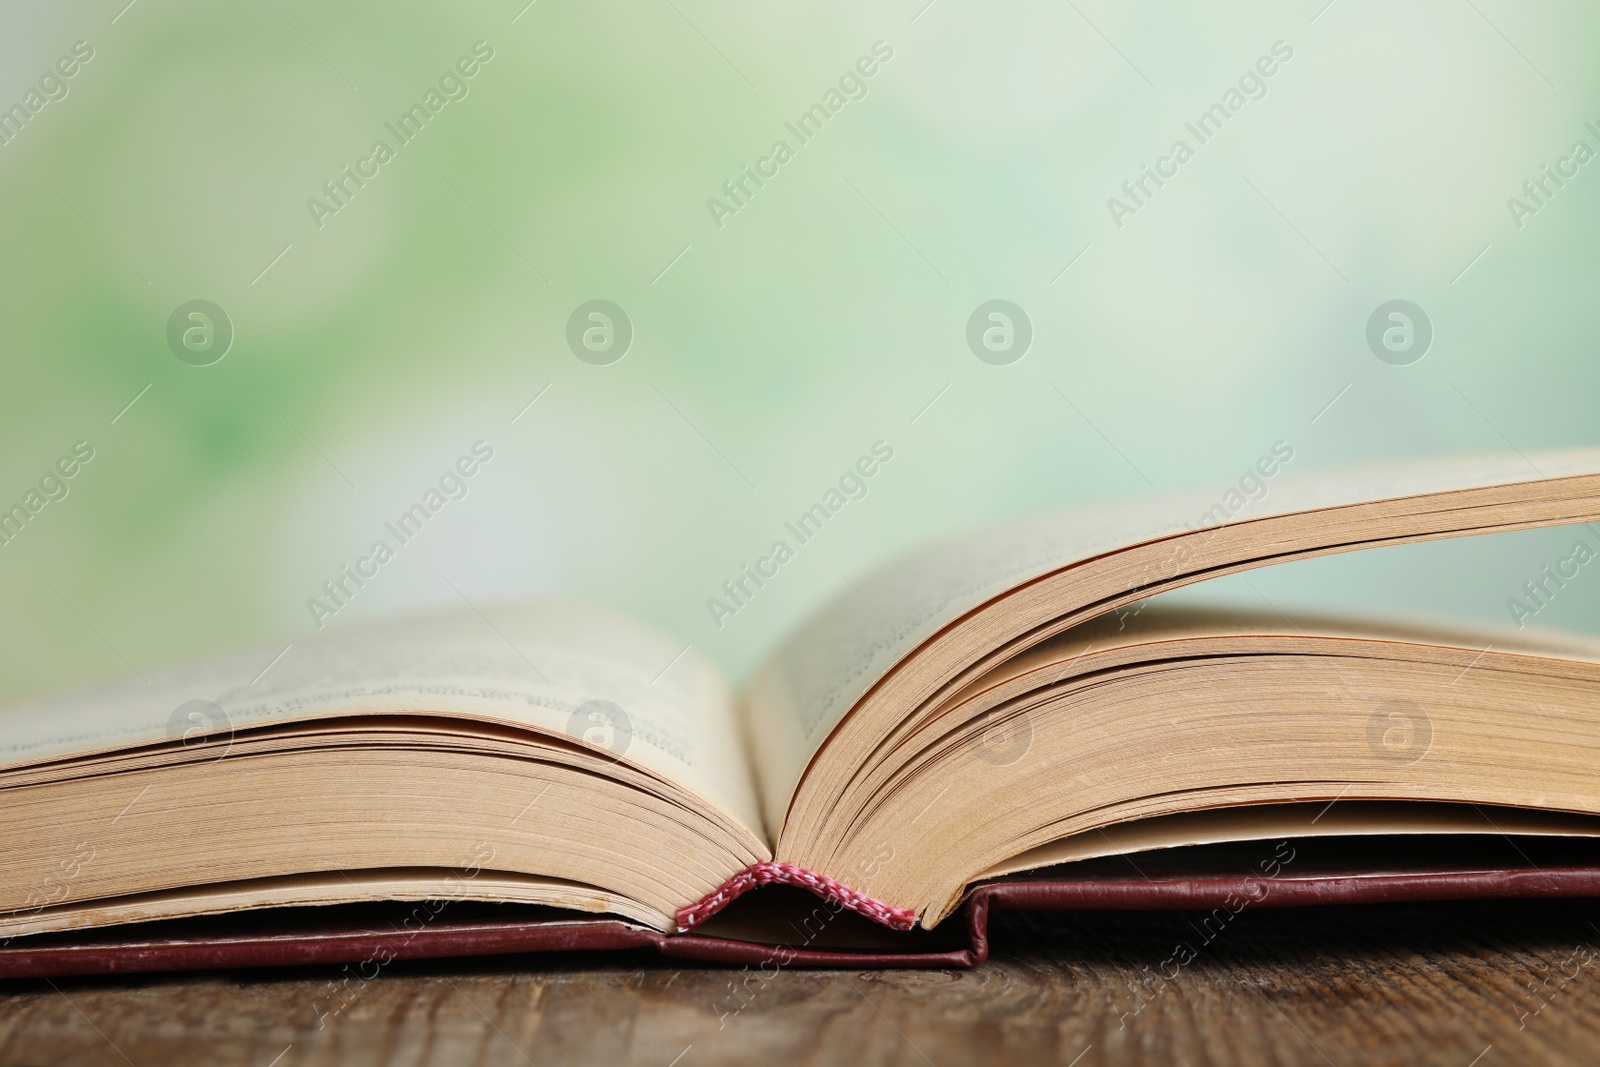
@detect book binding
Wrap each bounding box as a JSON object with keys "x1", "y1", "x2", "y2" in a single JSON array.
[
  {"x1": 11, "y1": 839, "x2": 1600, "y2": 979},
  {"x1": 675, "y1": 862, "x2": 917, "y2": 932}
]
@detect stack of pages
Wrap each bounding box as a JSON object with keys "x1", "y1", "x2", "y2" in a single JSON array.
[{"x1": 6, "y1": 452, "x2": 1600, "y2": 975}]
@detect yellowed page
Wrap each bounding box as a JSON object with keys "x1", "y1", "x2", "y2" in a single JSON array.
[
  {"x1": 982, "y1": 802, "x2": 1600, "y2": 880},
  {"x1": 0, "y1": 599, "x2": 764, "y2": 840},
  {"x1": 0, "y1": 868, "x2": 671, "y2": 937},
  {"x1": 746, "y1": 449, "x2": 1600, "y2": 836}
]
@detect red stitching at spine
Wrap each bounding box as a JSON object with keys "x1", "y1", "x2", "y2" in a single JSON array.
[{"x1": 675, "y1": 862, "x2": 917, "y2": 932}]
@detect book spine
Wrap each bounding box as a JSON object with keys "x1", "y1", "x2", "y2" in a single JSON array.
[{"x1": 675, "y1": 861, "x2": 917, "y2": 932}]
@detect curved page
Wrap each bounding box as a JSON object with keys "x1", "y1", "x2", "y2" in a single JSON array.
[
  {"x1": 747, "y1": 450, "x2": 1600, "y2": 834},
  {"x1": 0, "y1": 599, "x2": 764, "y2": 843}
]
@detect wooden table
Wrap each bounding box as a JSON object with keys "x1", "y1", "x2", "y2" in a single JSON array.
[{"x1": 2, "y1": 897, "x2": 1597, "y2": 1066}]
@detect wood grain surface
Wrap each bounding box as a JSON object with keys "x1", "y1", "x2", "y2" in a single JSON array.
[{"x1": 3, "y1": 898, "x2": 1600, "y2": 1066}]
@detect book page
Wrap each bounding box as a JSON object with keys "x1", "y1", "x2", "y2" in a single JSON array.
[
  {"x1": 0, "y1": 600, "x2": 764, "y2": 839},
  {"x1": 982, "y1": 802, "x2": 1600, "y2": 880},
  {"x1": 746, "y1": 449, "x2": 1600, "y2": 834}
]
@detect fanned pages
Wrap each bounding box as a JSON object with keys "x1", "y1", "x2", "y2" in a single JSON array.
[
  {"x1": 747, "y1": 450, "x2": 1600, "y2": 921},
  {"x1": 7, "y1": 450, "x2": 1600, "y2": 958},
  {"x1": 0, "y1": 601, "x2": 766, "y2": 934}
]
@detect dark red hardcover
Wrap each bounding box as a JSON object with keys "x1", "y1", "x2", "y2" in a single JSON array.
[{"x1": 6, "y1": 835, "x2": 1600, "y2": 979}]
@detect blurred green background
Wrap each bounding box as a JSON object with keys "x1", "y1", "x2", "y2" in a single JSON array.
[{"x1": 1, "y1": 0, "x2": 1597, "y2": 703}]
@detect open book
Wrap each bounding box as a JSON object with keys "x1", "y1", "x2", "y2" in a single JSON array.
[{"x1": 9, "y1": 451, "x2": 1600, "y2": 976}]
